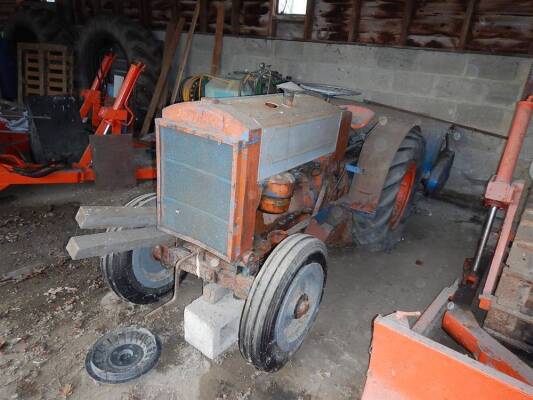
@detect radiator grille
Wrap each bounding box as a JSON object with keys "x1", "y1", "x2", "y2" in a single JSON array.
[{"x1": 159, "y1": 127, "x2": 233, "y2": 256}]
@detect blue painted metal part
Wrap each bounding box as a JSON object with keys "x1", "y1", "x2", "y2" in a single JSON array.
[
  {"x1": 422, "y1": 133, "x2": 445, "y2": 178},
  {"x1": 426, "y1": 149, "x2": 455, "y2": 195},
  {"x1": 159, "y1": 127, "x2": 233, "y2": 255},
  {"x1": 345, "y1": 163, "x2": 363, "y2": 174}
]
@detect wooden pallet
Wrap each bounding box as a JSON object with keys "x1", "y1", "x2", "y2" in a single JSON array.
[
  {"x1": 484, "y1": 189, "x2": 533, "y2": 353},
  {"x1": 17, "y1": 43, "x2": 74, "y2": 102}
]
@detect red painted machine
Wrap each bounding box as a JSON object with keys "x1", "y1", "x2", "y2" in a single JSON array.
[
  {"x1": 0, "y1": 54, "x2": 156, "y2": 191},
  {"x1": 362, "y1": 68, "x2": 533, "y2": 399}
]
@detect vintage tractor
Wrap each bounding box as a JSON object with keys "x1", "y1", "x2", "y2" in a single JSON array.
[{"x1": 68, "y1": 90, "x2": 452, "y2": 371}]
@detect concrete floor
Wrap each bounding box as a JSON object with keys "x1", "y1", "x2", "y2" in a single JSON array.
[{"x1": 0, "y1": 183, "x2": 482, "y2": 399}]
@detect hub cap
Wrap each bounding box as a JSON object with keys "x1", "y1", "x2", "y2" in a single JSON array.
[
  {"x1": 274, "y1": 262, "x2": 324, "y2": 353},
  {"x1": 85, "y1": 326, "x2": 161, "y2": 384}
]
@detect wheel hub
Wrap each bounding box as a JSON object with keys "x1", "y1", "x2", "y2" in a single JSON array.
[
  {"x1": 274, "y1": 262, "x2": 324, "y2": 353},
  {"x1": 294, "y1": 294, "x2": 310, "y2": 319}
]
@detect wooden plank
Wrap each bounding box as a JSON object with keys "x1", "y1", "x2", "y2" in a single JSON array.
[
  {"x1": 459, "y1": 0, "x2": 478, "y2": 50},
  {"x1": 199, "y1": 0, "x2": 208, "y2": 32},
  {"x1": 303, "y1": 0, "x2": 316, "y2": 40},
  {"x1": 66, "y1": 227, "x2": 174, "y2": 260},
  {"x1": 348, "y1": 0, "x2": 362, "y2": 42},
  {"x1": 210, "y1": 3, "x2": 225, "y2": 75},
  {"x1": 231, "y1": 0, "x2": 241, "y2": 35},
  {"x1": 170, "y1": 2, "x2": 200, "y2": 104},
  {"x1": 399, "y1": 0, "x2": 416, "y2": 45},
  {"x1": 267, "y1": 0, "x2": 276, "y2": 37},
  {"x1": 141, "y1": 17, "x2": 186, "y2": 135},
  {"x1": 76, "y1": 206, "x2": 157, "y2": 229}
]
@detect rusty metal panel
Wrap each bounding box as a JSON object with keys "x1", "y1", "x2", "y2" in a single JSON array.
[{"x1": 347, "y1": 117, "x2": 416, "y2": 213}]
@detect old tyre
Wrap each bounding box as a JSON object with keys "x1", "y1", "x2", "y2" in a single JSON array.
[
  {"x1": 239, "y1": 234, "x2": 327, "y2": 371},
  {"x1": 4, "y1": 6, "x2": 72, "y2": 53},
  {"x1": 101, "y1": 193, "x2": 174, "y2": 304},
  {"x1": 352, "y1": 128, "x2": 425, "y2": 252},
  {"x1": 76, "y1": 15, "x2": 162, "y2": 127}
]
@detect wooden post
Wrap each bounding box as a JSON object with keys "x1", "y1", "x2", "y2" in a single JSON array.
[
  {"x1": 348, "y1": 0, "x2": 362, "y2": 42},
  {"x1": 267, "y1": 0, "x2": 276, "y2": 37},
  {"x1": 459, "y1": 0, "x2": 477, "y2": 50},
  {"x1": 170, "y1": 2, "x2": 201, "y2": 104},
  {"x1": 303, "y1": 0, "x2": 316, "y2": 40},
  {"x1": 231, "y1": 0, "x2": 241, "y2": 35},
  {"x1": 141, "y1": 17, "x2": 186, "y2": 135},
  {"x1": 200, "y1": 0, "x2": 208, "y2": 32},
  {"x1": 399, "y1": 0, "x2": 416, "y2": 45},
  {"x1": 211, "y1": 4, "x2": 225, "y2": 75}
]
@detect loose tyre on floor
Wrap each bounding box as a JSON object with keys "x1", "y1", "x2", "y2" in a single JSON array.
[
  {"x1": 352, "y1": 128, "x2": 425, "y2": 252},
  {"x1": 239, "y1": 234, "x2": 327, "y2": 372},
  {"x1": 101, "y1": 193, "x2": 174, "y2": 304}
]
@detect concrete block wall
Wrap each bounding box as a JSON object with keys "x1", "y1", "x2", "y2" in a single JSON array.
[{"x1": 167, "y1": 33, "x2": 533, "y2": 196}]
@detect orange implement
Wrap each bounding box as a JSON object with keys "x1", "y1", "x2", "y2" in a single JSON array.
[{"x1": 362, "y1": 314, "x2": 533, "y2": 400}]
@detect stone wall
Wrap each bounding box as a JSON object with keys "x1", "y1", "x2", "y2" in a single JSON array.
[{"x1": 165, "y1": 33, "x2": 533, "y2": 195}]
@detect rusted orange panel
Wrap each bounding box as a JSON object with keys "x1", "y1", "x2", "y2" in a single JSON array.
[
  {"x1": 362, "y1": 315, "x2": 533, "y2": 400},
  {"x1": 229, "y1": 129, "x2": 261, "y2": 261}
]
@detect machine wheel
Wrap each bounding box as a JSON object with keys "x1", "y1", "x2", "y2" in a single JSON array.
[
  {"x1": 76, "y1": 15, "x2": 162, "y2": 127},
  {"x1": 352, "y1": 128, "x2": 425, "y2": 252},
  {"x1": 101, "y1": 193, "x2": 174, "y2": 304},
  {"x1": 239, "y1": 234, "x2": 327, "y2": 371}
]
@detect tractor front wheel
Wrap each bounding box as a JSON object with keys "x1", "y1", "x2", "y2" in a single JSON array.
[{"x1": 101, "y1": 193, "x2": 174, "y2": 304}]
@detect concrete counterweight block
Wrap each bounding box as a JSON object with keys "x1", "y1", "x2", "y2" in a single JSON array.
[{"x1": 184, "y1": 293, "x2": 245, "y2": 359}]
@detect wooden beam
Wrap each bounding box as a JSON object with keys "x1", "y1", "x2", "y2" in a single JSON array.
[
  {"x1": 348, "y1": 0, "x2": 362, "y2": 42},
  {"x1": 303, "y1": 0, "x2": 316, "y2": 40},
  {"x1": 399, "y1": 0, "x2": 416, "y2": 45},
  {"x1": 66, "y1": 228, "x2": 174, "y2": 260},
  {"x1": 459, "y1": 0, "x2": 477, "y2": 50},
  {"x1": 75, "y1": 206, "x2": 157, "y2": 229},
  {"x1": 139, "y1": 0, "x2": 152, "y2": 28},
  {"x1": 267, "y1": 0, "x2": 276, "y2": 37},
  {"x1": 211, "y1": 3, "x2": 225, "y2": 75},
  {"x1": 199, "y1": 0, "x2": 208, "y2": 32},
  {"x1": 170, "y1": 2, "x2": 201, "y2": 104},
  {"x1": 231, "y1": 0, "x2": 241, "y2": 35},
  {"x1": 141, "y1": 17, "x2": 185, "y2": 134}
]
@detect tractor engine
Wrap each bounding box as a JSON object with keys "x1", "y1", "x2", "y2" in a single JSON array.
[{"x1": 156, "y1": 93, "x2": 349, "y2": 272}]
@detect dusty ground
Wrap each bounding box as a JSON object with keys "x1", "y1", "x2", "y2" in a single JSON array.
[{"x1": 0, "y1": 183, "x2": 482, "y2": 400}]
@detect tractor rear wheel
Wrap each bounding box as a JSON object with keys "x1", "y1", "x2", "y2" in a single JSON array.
[
  {"x1": 352, "y1": 128, "x2": 425, "y2": 252},
  {"x1": 239, "y1": 234, "x2": 327, "y2": 371},
  {"x1": 101, "y1": 193, "x2": 174, "y2": 304}
]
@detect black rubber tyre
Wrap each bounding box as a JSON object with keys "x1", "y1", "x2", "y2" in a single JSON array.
[
  {"x1": 4, "y1": 6, "x2": 73, "y2": 54},
  {"x1": 352, "y1": 128, "x2": 425, "y2": 252},
  {"x1": 76, "y1": 15, "x2": 162, "y2": 128},
  {"x1": 239, "y1": 234, "x2": 327, "y2": 372},
  {"x1": 101, "y1": 193, "x2": 174, "y2": 304}
]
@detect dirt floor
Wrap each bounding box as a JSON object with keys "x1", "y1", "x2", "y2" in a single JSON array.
[{"x1": 0, "y1": 182, "x2": 482, "y2": 400}]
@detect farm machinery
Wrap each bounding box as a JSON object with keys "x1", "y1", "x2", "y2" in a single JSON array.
[
  {"x1": 67, "y1": 89, "x2": 453, "y2": 372},
  {"x1": 0, "y1": 53, "x2": 156, "y2": 191}
]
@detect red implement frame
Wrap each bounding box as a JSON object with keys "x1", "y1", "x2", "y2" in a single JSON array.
[
  {"x1": 79, "y1": 53, "x2": 116, "y2": 128},
  {"x1": 0, "y1": 59, "x2": 156, "y2": 191},
  {"x1": 477, "y1": 95, "x2": 533, "y2": 310}
]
